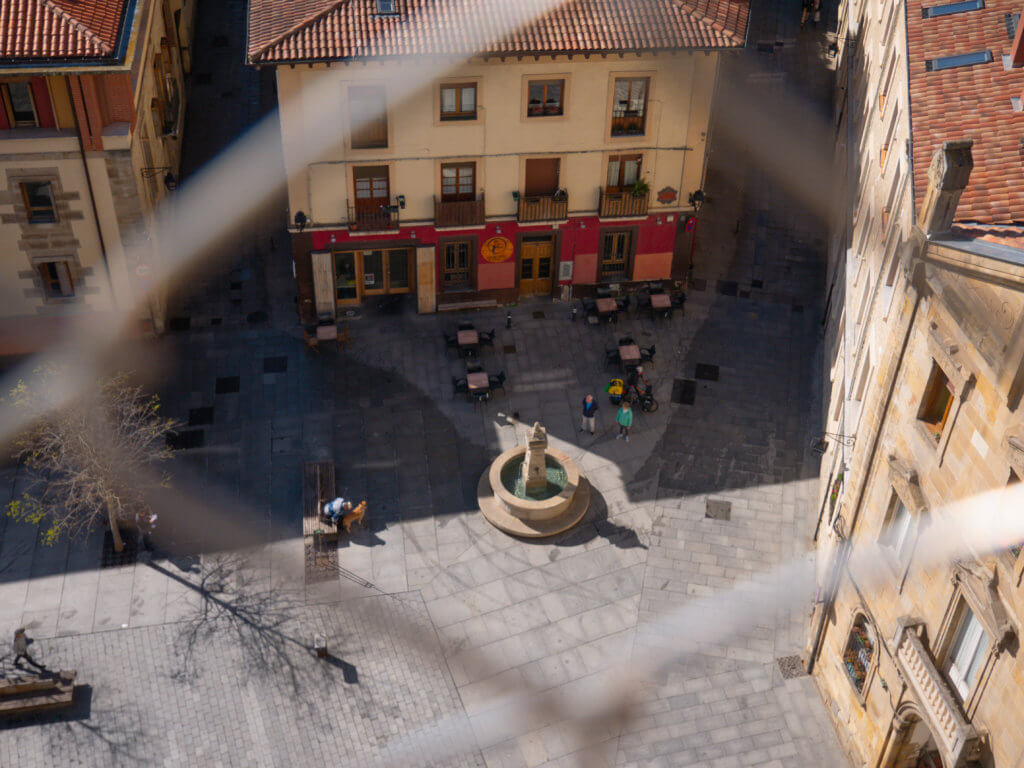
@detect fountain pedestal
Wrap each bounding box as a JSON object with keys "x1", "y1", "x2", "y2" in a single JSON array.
[{"x1": 478, "y1": 421, "x2": 590, "y2": 538}]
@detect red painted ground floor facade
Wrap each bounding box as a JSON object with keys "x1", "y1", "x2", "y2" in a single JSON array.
[{"x1": 292, "y1": 211, "x2": 694, "y2": 322}]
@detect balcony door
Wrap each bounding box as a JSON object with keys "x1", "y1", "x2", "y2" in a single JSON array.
[
  {"x1": 441, "y1": 162, "x2": 475, "y2": 202},
  {"x1": 606, "y1": 155, "x2": 642, "y2": 192},
  {"x1": 524, "y1": 158, "x2": 559, "y2": 197},
  {"x1": 520, "y1": 236, "x2": 554, "y2": 296},
  {"x1": 353, "y1": 166, "x2": 390, "y2": 227}
]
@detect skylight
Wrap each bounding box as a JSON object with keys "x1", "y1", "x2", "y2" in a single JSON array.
[
  {"x1": 925, "y1": 50, "x2": 993, "y2": 70},
  {"x1": 921, "y1": 0, "x2": 984, "y2": 18}
]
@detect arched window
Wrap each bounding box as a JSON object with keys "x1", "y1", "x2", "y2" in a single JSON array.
[{"x1": 843, "y1": 615, "x2": 875, "y2": 694}]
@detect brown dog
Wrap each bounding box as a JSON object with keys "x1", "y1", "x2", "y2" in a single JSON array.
[{"x1": 341, "y1": 501, "x2": 366, "y2": 533}]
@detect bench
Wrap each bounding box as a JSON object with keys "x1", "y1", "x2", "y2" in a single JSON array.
[
  {"x1": 302, "y1": 461, "x2": 338, "y2": 542},
  {"x1": 0, "y1": 669, "x2": 76, "y2": 716}
]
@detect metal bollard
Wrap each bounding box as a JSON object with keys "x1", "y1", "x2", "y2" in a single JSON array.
[{"x1": 506, "y1": 311, "x2": 512, "y2": 329}]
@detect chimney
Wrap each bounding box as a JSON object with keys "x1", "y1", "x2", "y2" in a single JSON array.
[
  {"x1": 1013, "y1": 6, "x2": 1024, "y2": 67},
  {"x1": 917, "y1": 140, "x2": 974, "y2": 235}
]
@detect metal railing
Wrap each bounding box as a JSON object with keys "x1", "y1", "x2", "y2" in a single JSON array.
[
  {"x1": 347, "y1": 204, "x2": 399, "y2": 232},
  {"x1": 434, "y1": 194, "x2": 485, "y2": 227},
  {"x1": 599, "y1": 188, "x2": 649, "y2": 218},
  {"x1": 517, "y1": 192, "x2": 568, "y2": 222}
]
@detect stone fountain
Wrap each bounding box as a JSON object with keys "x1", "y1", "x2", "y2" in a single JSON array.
[{"x1": 478, "y1": 422, "x2": 590, "y2": 537}]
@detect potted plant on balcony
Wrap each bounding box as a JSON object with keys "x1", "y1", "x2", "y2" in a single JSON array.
[{"x1": 630, "y1": 178, "x2": 650, "y2": 199}]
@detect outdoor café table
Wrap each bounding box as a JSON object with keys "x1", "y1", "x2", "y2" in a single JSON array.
[
  {"x1": 619, "y1": 344, "x2": 641, "y2": 370},
  {"x1": 457, "y1": 329, "x2": 479, "y2": 347},
  {"x1": 596, "y1": 297, "x2": 618, "y2": 316},
  {"x1": 316, "y1": 324, "x2": 338, "y2": 340},
  {"x1": 650, "y1": 293, "x2": 671, "y2": 310},
  {"x1": 467, "y1": 372, "x2": 490, "y2": 391}
]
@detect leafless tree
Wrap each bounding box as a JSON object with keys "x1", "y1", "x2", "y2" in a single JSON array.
[{"x1": 4, "y1": 368, "x2": 180, "y2": 553}]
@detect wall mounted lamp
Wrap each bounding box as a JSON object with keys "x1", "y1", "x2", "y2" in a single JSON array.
[
  {"x1": 294, "y1": 210, "x2": 308, "y2": 232},
  {"x1": 688, "y1": 189, "x2": 706, "y2": 211},
  {"x1": 141, "y1": 167, "x2": 177, "y2": 190}
]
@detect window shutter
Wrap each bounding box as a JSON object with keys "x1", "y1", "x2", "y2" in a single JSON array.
[
  {"x1": 0, "y1": 94, "x2": 9, "y2": 130},
  {"x1": 30, "y1": 78, "x2": 55, "y2": 128}
]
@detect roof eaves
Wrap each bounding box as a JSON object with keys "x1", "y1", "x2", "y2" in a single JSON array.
[{"x1": 248, "y1": 0, "x2": 347, "y2": 63}]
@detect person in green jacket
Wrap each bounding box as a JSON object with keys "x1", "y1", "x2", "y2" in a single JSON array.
[{"x1": 615, "y1": 401, "x2": 633, "y2": 442}]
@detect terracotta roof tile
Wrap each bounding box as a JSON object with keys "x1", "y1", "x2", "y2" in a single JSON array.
[
  {"x1": 907, "y1": 0, "x2": 1024, "y2": 224},
  {"x1": 0, "y1": 0, "x2": 129, "y2": 61},
  {"x1": 248, "y1": 0, "x2": 750, "y2": 63}
]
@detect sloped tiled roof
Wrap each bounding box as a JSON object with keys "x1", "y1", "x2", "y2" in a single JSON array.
[
  {"x1": 248, "y1": 0, "x2": 750, "y2": 63},
  {"x1": 950, "y1": 223, "x2": 1024, "y2": 248},
  {"x1": 0, "y1": 0, "x2": 130, "y2": 61},
  {"x1": 907, "y1": 0, "x2": 1024, "y2": 224}
]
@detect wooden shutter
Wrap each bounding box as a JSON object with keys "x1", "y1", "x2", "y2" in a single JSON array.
[
  {"x1": 311, "y1": 251, "x2": 336, "y2": 319},
  {"x1": 524, "y1": 158, "x2": 559, "y2": 196},
  {"x1": 30, "y1": 78, "x2": 55, "y2": 128}
]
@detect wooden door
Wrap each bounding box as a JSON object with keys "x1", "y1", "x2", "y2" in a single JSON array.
[
  {"x1": 520, "y1": 238, "x2": 554, "y2": 296},
  {"x1": 311, "y1": 251, "x2": 337, "y2": 317},
  {"x1": 524, "y1": 158, "x2": 559, "y2": 196},
  {"x1": 353, "y1": 166, "x2": 389, "y2": 223}
]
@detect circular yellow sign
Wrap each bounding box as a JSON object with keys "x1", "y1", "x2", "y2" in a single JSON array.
[{"x1": 482, "y1": 236, "x2": 514, "y2": 263}]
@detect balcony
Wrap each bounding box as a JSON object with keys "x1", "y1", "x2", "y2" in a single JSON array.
[
  {"x1": 517, "y1": 192, "x2": 568, "y2": 223},
  {"x1": 347, "y1": 204, "x2": 399, "y2": 232},
  {"x1": 610, "y1": 111, "x2": 646, "y2": 137},
  {"x1": 435, "y1": 194, "x2": 486, "y2": 228},
  {"x1": 599, "y1": 188, "x2": 649, "y2": 218},
  {"x1": 893, "y1": 620, "x2": 981, "y2": 767}
]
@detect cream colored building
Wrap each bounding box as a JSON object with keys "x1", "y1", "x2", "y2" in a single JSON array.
[
  {"x1": 247, "y1": 0, "x2": 750, "y2": 322},
  {"x1": 808, "y1": 0, "x2": 1024, "y2": 759},
  {"x1": 0, "y1": 0, "x2": 196, "y2": 353}
]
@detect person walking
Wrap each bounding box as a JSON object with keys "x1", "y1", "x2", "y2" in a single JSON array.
[
  {"x1": 615, "y1": 401, "x2": 633, "y2": 442},
  {"x1": 12, "y1": 628, "x2": 45, "y2": 671},
  {"x1": 580, "y1": 394, "x2": 599, "y2": 435}
]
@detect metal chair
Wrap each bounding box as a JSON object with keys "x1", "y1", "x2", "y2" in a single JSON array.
[
  {"x1": 488, "y1": 370, "x2": 507, "y2": 393},
  {"x1": 457, "y1": 320, "x2": 475, "y2": 331},
  {"x1": 452, "y1": 377, "x2": 469, "y2": 396},
  {"x1": 479, "y1": 329, "x2": 496, "y2": 346},
  {"x1": 640, "y1": 344, "x2": 656, "y2": 364}
]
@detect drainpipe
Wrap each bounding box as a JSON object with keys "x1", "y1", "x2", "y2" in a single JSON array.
[{"x1": 69, "y1": 75, "x2": 118, "y2": 311}]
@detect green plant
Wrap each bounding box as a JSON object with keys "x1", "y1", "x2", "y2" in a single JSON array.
[{"x1": 631, "y1": 178, "x2": 650, "y2": 198}]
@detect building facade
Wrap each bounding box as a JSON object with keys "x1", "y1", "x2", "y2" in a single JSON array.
[
  {"x1": 809, "y1": 0, "x2": 1024, "y2": 759},
  {"x1": 0, "y1": 0, "x2": 196, "y2": 353},
  {"x1": 246, "y1": 0, "x2": 750, "y2": 322}
]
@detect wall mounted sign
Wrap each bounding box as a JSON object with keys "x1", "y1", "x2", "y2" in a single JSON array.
[
  {"x1": 684, "y1": 216, "x2": 697, "y2": 233},
  {"x1": 558, "y1": 261, "x2": 574, "y2": 282},
  {"x1": 482, "y1": 235, "x2": 514, "y2": 263},
  {"x1": 657, "y1": 186, "x2": 678, "y2": 204}
]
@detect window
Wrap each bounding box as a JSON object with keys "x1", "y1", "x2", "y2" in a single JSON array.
[
  {"x1": 441, "y1": 240, "x2": 472, "y2": 290},
  {"x1": 37, "y1": 261, "x2": 74, "y2": 298},
  {"x1": 441, "y1": 163, "x2": 475, "y2": 202},
  {"x1": 843, "y1": 616, "x2": 875, "y2": 694},
  {"x1": 925, "y1": 50, "x2": 993, "y2": 71},
  {"x1": 917, "y1": 363, "x2": 954, "y2": 441},
  {"x1": 376, "y1": 0, "x2": 398, "y2": 13},
  {"x1": 884, "y1": 496, "x2": 913, "y2": 560},
  {"x1": 349, "y1": 86, "x2": 388, "y2": 149},
  {"x1": 152, "y1": 42, "x2": 180, "y2": 135},
  {"x1": 946, "y1": 605, "x2": 990, "y2": 699},
  {"x1": 440, "y1": 83, "x2": 476, "y2": 121},
  {"x1": 606, "y1": 155, "x2": 642, "y2": 191},
  {"x1": 21, "y1": 181, "x2": 56, "y2": 223},
  {"x1": 2, "y1": 82, "x2": 38, "y2": 127},
  {"x1": 599, "y1": 230, "x2": 631, "y2": 281},
  {"x1": 611, "y1": 78, "x2": 649, "y2": 136},
  {"x1": 527, "y1": 80, "x2": 564, "y2": 117},
  {"x1": 922, "y1": 0, "x2": 984, "y2": 17}
]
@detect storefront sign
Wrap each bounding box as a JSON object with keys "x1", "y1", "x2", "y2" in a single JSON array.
[
  {"x1": 482, "y1": 236, "x2": 514, "y2": 263},
  {"x1": 657, "y1": 186, "x2": 678, "y2": 204},
  {"x1": 364, "y1": 273, "x2": 376, "y2": 285}
]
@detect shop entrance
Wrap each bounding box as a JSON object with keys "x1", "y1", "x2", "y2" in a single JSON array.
[
  {"x1": 520, "y1": 236, "x2": 554, "y2": 296},
  {"x1": 332, "y1": 248, "x2": 413, "y2": 305}
]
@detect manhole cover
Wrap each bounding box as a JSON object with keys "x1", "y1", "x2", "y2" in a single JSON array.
[
  {"x1": 503, "y1": 344, "x2": 517, "y2": 354},
  {"x1": 690, "y1": 278, "x2": 707, "y2": 292},
  {"x1": 263, "y1": 356, "x2": 288, "y2": 373},
  {"x1": 705, "y1": 499, "x2": 732, "y2": 520},
  {"x1": 188, "y1": 407, "x2": 214, "y2": 426},
  {"x1": 215, "y1": 376, "x2": 240, "y2": 394},
  {"x1": 671, "y1": 379, "x2": 696, "y2": 405},
  {"x1": 167, "y1": 430, "x2": 205, "y2": 450},
  {"x1": 101, "y1": 529, "x2": 138, "y2": 568},
  {"x1": 695, "y1": 363, "x2": 719, "y2": 381},
  {"x1": 532, "y1": 310, "x2": 545, "y2": 319},
  {"x1": 717, "y1": 280, "x2": 738, "y2": 296},
  {"x1": 168, "y1": 317, "x2": 191, "y2": 332},
  {"x1": 777, "y1": 655, "x2": 808, "y2": 679}
]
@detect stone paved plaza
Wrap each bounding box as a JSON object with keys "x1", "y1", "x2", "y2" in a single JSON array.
[{"x1": 0, "y1": 0, "x2": 849, "y2": 764}]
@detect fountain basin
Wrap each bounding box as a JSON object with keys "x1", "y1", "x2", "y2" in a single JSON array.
[{"x1": 478, "y1": 445, "x2": 590, "y2": 537}]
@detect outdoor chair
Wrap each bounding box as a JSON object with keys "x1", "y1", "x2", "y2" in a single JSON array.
[
  {"x1": 605, "y1": 348, "x2": 621, "y2": 367},
  {"x1": 640, "y1": 344, "x2": 656, "y2": 364},
  {"x1": 444, "y1": 332, "x2": 458, "y2": 348},
  {"x1": 488, "y1": 370, "x2": 507, "y2": 393},
  {"x1": 479, "y1": 329, "x2": 496, "y2": 346},
  {"x1": 452, "y1": 377, "x2": 468, "y2": 396},
  {"x1": 616, "y1": 296, "x2": 631, "y2": 312},
  {"x1": 457, "y1": 320, "x2": 475, "y2": 331},
  {"x1": 471, "y1": 389, "x2": 490, "y2": 403},
  {"x1": 618, "y1": 335, "x2": 635, "y2": 347}
]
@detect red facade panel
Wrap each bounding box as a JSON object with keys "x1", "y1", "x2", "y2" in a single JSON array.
[{"x1": 29, "y1": 77, "x2": 55, "y2": 128}]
